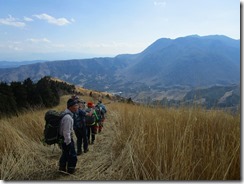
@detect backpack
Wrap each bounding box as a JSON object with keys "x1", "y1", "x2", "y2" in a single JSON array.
[
  {"x1": 96, "y1": 104, "x2": 106, "y2": 120},
  {"x1": 100, "y1": 104, "x2": 107, "y2": 114},
  {"x1": 85, "y1": 108, "x2": 96, "y2": 126},
  {"x1": 43, "y1": 110, "x2": 71, "y2": 145},
  {"x1": 85, "y1": 108, "x2": 102, "y2": 126},
  {"x1": 94, "y1": 106, "x2": 102, "y2": 121}
]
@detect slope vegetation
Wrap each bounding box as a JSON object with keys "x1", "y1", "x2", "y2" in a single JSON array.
[{"x1": 0, "y1": 95, "x2": 240, "y2": 180}]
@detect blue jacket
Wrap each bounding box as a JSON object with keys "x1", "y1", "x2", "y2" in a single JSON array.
[{"x1": 73, "y1": 109, "x2": 86, "y2": 130}]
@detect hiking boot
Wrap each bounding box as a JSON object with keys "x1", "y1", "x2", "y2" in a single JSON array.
[
  {"x1": 59, "y1": 166, "x2": 66, "y2": 172},
  {"x1": 84, "y1": 149, "x2": 89, "y2": 153},
  {"x1": 77, "y1": 151, "x2": 82, "y2": 156},
  {"x1": 88, "y1": 140, "x2": 91, "y2": 144},
  {"x1": 67, "y1": 168, "x2": 75, "y2": 174},
  {"x1": 91, "y1": 141, "x2": 94, "y2": 144}
]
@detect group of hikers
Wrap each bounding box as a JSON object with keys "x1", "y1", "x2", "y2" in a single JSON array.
[{"x1": 58, "y1": 95, "x2": 107, "y2": 174}]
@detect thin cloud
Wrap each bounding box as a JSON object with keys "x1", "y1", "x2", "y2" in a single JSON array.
[
  {"x1": 8, "y1": 45, "x2": 22, "y2": 51},
  {"x1": 24, "y1": 16, "x2": 33, "y2": 22},
  {"x1": 33, "y1": 13, "x2": 71, "y2": 26},
  {"x1": 27, "y1": 38, "x2": 51, "y2": 43},
  {"x1": 154, "y1": 1, "x2": 166, "y2": 7},
  {"x1": 0, "y1": 15, "x2": 25, "y2": 27},
  {"x1": 5, "y1": 41, "x2": 23, "y2": 51}
]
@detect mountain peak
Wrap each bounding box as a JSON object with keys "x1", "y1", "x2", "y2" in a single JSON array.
[
  {"x1": 181, "y1": 34, "x2": 200, "y2": 38},
  {"x1": 0, "y1": 35, "x2": 240, "y2": 97},
  {"x1": 141, "y1": 37, "x2": 172, "y2": 54}
]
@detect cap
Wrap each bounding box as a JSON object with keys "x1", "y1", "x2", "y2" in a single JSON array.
[
  {"x1": 87, "y1": 102, "x2": 94, "y2": 108},
  {"x1": 67, "y1": 98, "x2": 78, "y2": 108}
]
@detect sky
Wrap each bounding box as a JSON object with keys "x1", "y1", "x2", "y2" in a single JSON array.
[{"x1": 0, "y1": 0, "x2": 241, "y2": 61}]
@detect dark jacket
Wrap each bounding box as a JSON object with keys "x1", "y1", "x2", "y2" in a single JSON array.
[{"x1": 73, "y1": 109, "x2": 86, "y2": 130}]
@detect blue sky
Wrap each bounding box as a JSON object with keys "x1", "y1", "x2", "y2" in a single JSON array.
[{"x1": 0, "y1": 0, "x2": 241, "y2": 61}]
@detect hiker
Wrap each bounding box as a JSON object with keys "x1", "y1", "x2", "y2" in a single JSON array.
[
  {"x1": 96, "y1": 100, "x2": 107, "y2": 133},
  {"x1": 85, "y1": 102, "x2": 98, "y2": 144},
  {"x1": 73, "y1": 100, "x2": 91, "y2": 155},
  {"x1": 71, "y1": 94, "x2": 79, "y2": 100},
  {"x1": 59, "y1": 98, "x2": 78, "y2": 174}
]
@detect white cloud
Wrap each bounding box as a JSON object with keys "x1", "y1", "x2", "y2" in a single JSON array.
[
  {"x1": 5, "y1": 41, "x2": 23, "y2": 51},
  {"x1": 0, "y1": 15, "x2": 25, "y2": 27},
  {"x1": 154, "y1": 1, "x2": 166, "y2": 7},
  {"x1": 24, "y1": 16, "x2": 33, "y2": 22},
  {"x1": 33, "y1": 13, "x2": 71, "y2": 26},
  {"x1": 27, "y1": 38, "x2": 51, "y2": 43},
  {"x1": 8, "y1": 45, "x2": 22, "y2": 51}
]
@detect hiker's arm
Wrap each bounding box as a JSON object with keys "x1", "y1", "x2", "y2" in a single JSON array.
[
  {"x1": 86, "y1": 109, "x2": 94, "y2": 116},
  {"x1": 62, "y1": 115, "x2": 72, "y2": 145}
]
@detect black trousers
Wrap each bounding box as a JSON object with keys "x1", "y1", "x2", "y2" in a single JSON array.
[
  {"x1": 86, "y1": 125, "x2": 96, "y2": 142},
  {"x1": 74, "y1": 127, "x2": 88, "y2": 152},
  {"x1": 59, "y1": 139, "x2": 77, "y2": 170}
]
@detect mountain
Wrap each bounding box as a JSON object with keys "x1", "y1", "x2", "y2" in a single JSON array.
[
  {"x1": 116, "y1": 35, "x2": 239, "y2": 88},
  {"x1": 153, "y1": 84, "x2": 240, "y2": 111},
  {"x1": 183, "y1": 84, "x2": 240, "y2": 109},
  {"x1": 0, "y1": 35, "x2": 240, "y2": 104},
  {"x1": 0, "y1": 58, "x2": 128, "y2": 91},
  {"x1": 0, "y1": 60, "x2": 47, "y2": 68}
]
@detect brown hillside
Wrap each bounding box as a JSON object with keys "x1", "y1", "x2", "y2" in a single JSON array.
[{"x1": 0, "y1": 94, "x2": 240, "y2": 180}]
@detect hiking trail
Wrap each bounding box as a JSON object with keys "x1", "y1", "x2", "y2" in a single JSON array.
[{"x1": 52, "y1": 110, "x2": 118, "y2": 180}]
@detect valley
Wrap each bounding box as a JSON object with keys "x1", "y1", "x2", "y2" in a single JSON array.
[{"x1": 0, "y1": 35, "x2": 240, "y2": 110}]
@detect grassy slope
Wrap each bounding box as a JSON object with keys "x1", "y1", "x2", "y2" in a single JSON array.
[
  {"x1": 0, "y1": 96, "x2": 240, "y2": 180},
  {"x1": 109, "y1": 104, "x2": 240, "y2": 180}
]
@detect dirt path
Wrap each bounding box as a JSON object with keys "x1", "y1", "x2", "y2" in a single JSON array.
[{"x1": 54, "y1": 112, "x2": 117, "y2": 180}]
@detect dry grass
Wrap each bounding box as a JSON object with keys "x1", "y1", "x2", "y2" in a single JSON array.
[
  {"x1": 108, "y1": 103, "x2": 240, "y2": 180},
  {"x1": 0, "y1": 109, "x2": 59, "y2": 180},
  {"x1": 0, "y1": 96, "x2": 240, "y2": 180},
  {"x1": 0, "y1": 96, "x2": 70, "y2": 180},
  {"x1": 0, "y1": 95, "x2": 110, "y2": 180}
]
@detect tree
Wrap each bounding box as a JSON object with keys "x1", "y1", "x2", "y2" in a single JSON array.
[
  {"x1": 11, "y1": 81, "x2": 28, "y2": 109},
  {"x1": 36, "y1": 76, "x2": 59, "y2": 107},
  {"x1": 0, "y1": 82, "x2": 18, "y2": 116},
  {"x1": 23, "y1": 78, "x2": 42, "y2": 106}
]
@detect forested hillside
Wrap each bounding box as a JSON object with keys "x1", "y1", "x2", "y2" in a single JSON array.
[{"x1": 0, "y1": 76, "x2": 75, "y2": 116}]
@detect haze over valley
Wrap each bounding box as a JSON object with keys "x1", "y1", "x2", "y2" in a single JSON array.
[{"x1": 0, "y1": 35, "x2": 240, "y2": 110}]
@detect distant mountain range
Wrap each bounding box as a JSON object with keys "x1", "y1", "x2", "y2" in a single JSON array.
[
  {"x1": 0, "y1": 60, "x2": 47, "y2": 68},
  {"x1": 118, "y1": 35, "x2": 239, "y2": 87},
  {"x1": 0, "y1": 35, "x2": 240, "y2": 108}
]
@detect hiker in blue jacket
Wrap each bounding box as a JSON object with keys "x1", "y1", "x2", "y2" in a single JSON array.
[
  {"x1": 96, "y1": 100, "x2": 107, "y2": 133},
  {"x1": 73, "y1": 100, "x2": 92, "y2": 155},
  {"x1": 59, "y1": 98, "x2": 78, "y2": 174}
]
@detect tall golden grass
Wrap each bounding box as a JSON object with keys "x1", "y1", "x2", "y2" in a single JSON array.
[
  {"x1": 0, "y1": 96, "x2": 240, "y2": 180},
  {"x1": 0, "y1": 95, "x2": 109, "y2": 180},
  {"x1": 0, "y1": 97, "x2": 69, "y2": 180},
  {"x1": 108, "y1": 103, "x2": 240, "y2": 180}
]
